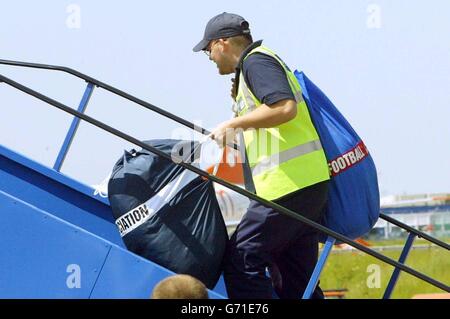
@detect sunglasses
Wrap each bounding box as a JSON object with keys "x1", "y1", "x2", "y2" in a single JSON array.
[{"x1": 204, "y1": 40, "x2": 220, "y2": 57}]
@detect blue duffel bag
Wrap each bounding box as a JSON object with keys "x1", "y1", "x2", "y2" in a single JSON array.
[{"x1": 295, "y1": 71, "x2": 380, "y2": 240}]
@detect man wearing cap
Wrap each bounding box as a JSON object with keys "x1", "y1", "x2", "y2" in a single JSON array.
[{"x1": 194, "y1": 12, "x2": 330, "y2": 299}]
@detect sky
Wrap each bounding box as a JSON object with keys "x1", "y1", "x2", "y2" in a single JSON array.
[{"x1": 0, "y1": 0, "x2": 449, "y2": 197}]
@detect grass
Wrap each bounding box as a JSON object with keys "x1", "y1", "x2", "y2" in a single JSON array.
[{"x1": 319, "y1": 243, "x2": 450, "y2": 299}]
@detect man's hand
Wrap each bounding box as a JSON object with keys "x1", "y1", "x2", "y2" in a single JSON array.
[
  {"x1": 210, "y1": 99, "x2": 297, "y2": 147},
  {"x1": 210, "y1": 120, "x2": 239, "y2": 148}
]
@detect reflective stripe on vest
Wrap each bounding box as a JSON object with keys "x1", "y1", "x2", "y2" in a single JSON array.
[
  {"x1": 251, "y1": 139, "x2": 323, "y2": 176},
  {"x1": 236, "y1": 45, "x2": 330, "y2": 200}
]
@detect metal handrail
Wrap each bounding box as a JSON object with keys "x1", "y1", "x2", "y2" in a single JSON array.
[
  {"x1": 2, "y1": 59, "x2": 448, "y2": 251},
  {"x1": 0, "y1": 59, "x2": 210, "y2": 137},
  {"x1": 1, "y1": 59, "x2": 449, "y2": 251},
  {"x1": 381, "y1": 213, "x2": 448, "y2": 249},
  {"x1": 1, "y1": 72, "x2": 448, "y2": 293}
]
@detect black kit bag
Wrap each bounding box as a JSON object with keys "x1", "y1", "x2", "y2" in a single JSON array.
[{"x1": 108, "y1": 139, "x2": 228, "y2": 288}]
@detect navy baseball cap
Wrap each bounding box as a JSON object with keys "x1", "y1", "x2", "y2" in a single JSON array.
[{"x1": 193, "y1": 12, "x2": 251, "y2": 52}]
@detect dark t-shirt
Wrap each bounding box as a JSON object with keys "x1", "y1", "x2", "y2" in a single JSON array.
[{"x1": 242, "y1": 53, "x2": 295, "y2": 106}]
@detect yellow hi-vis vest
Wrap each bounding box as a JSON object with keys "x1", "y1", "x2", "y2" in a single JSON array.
[{"x1": 235, "y1": 45, "x2": 330, "y2": 201}]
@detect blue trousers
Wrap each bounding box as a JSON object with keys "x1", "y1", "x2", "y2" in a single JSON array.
[{"x1": 223, "y1": 181, "x2": 329, "y2": 299}]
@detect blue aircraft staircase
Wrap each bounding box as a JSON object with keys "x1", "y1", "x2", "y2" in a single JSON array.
[
  {"x1": 0, "y1": 142, "x2": 227, "y2": 298},
  {"x1": 0, "y1": 59, "x2": 448, "y2": 299}
]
